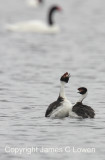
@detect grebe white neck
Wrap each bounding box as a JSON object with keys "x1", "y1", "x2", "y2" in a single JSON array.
[
  {"x1": 77, "y1": 92, "x2": 88, "y2": 103},
  {"x1": 59, "y1": 81, "x2": 66, "y2": 99}
]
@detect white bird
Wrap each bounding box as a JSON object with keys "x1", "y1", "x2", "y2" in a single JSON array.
[
  {"x1": 45, "y1": 72, "x2": 72, "y2": 118},
  {"x1": 27, "y1": 0, "x2": 43, "y2": 8},
  {"x1": 6, "y1": 6, "x2": 61, "y2": 34}
]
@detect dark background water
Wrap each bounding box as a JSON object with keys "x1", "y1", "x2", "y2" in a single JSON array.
[{"x1": 0, "y1": 0, "x2": 105, "y2": 159}]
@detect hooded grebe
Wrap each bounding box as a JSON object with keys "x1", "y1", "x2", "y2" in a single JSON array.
[
  {"x1": 71, "y1": 87, "x2": 95, "y2": 118},
  {"x1": 45, "y1": 72, "x2": 72, "y2": 118}
]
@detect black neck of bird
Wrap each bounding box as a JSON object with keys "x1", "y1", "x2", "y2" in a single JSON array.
[{"x1": 48, "y1": 8, "x2": 56, "y2": 26}]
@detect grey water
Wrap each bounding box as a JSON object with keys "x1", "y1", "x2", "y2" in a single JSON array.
[{"x1": 0, "y1": 0, "x2": 105, "y2": 159}]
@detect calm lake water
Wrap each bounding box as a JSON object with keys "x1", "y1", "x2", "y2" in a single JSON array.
[{"x1": 0, "y1": 0, "x2": 105, "y2": 159}]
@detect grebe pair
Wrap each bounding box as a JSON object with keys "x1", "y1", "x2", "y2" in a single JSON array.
[{"x1": 45, "y1": 72, "x2": 95, "y2": 119}]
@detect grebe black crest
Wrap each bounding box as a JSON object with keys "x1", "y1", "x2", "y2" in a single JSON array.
[
  {"x1": 78, "y1": 87, "x2": 87, "y2": 95},
  {"x1": 72, "y1": 87, "x2": 95, "y2": 118},
  {"x1": 60, "y1": 72, "x2": 70, "y2": 83},
  {"x1": 45, "y1": 72, "x2": 72, "y2": 118}
]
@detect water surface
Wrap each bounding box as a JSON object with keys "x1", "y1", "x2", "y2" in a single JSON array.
[{"x1": 0, "y1": 0, "x2": 105, "y2": 159}]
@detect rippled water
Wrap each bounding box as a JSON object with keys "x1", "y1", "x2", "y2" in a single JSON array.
[{"x1": 0, "y1": 0, "x2": 105, "y2": 159}]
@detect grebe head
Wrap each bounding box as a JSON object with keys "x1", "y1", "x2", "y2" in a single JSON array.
[
  {"x1": 78, "y1": 87, "x2": 87, "y2": 95},
  {"x1": 60, "y1": 72, "x2": 70, "y2": 83}
]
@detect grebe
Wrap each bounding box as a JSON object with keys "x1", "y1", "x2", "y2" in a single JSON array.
[
  {"x1": 6, "y1": 6, "x2": 61, "y2": 33},
  {"x1": 45, "y1": 72, "x2": 72, "y2": 118},
  {"x1": 71, "y1": 87, "x2": 95, "y2": 118}
]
